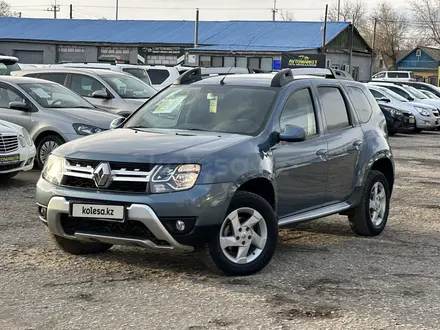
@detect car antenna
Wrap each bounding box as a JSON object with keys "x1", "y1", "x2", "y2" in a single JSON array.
[{"x1": 220, "y1": 36, "x2": 256, "y2": 85}]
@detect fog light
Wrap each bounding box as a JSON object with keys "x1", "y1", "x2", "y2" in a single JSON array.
[
  {"x1": 39, "y1": 206, "x2": 47, "y2": 220},
  {"x1": 176, "y1": 220, "x2": 186, "y2": 232}
]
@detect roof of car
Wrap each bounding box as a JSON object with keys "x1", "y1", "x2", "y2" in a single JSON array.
[{"x1": 0, "y1": 75, "x2": 58, "y2": 84}]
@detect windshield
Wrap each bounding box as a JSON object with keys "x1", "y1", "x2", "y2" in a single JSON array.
[
  {"x1": 19, "y1": 82, "x2": 95, "y2": 109},
  {"x1": 124, "y1": 85, "x2": 279, "y2": 136},
  {"x1": 403, "y1": 86, "x2": 427, "y2": 99},
  {"x1": 101, "y1": 74, "x2": 156, "y2": 99},
  {"x1": 424, "y1": 91, "x2": 440, "y2": 99},
  {"x1": 377, "y1": 86, "x2": 408, "y2": 102},
  {"x1": 122, "y1": 68, "x2": 152, "y2": 86}
]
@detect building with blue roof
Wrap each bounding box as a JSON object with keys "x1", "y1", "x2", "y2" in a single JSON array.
[{"x1": 0, "y1": 18, "x2": 372, "y2": 80}]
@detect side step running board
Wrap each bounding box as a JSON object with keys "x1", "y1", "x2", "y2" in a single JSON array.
[{"x1": 278, "y1": 202, "x2": 351, "y2": 227}]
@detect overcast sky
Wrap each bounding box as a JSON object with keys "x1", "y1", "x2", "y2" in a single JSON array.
[{"x1": 11, "y1": 0, "x2": 410, "y2": 21}]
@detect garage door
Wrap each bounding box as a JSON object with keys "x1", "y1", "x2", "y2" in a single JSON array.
[{"x1": 13, "y1": 50, "x2": 44, "y2": 64}]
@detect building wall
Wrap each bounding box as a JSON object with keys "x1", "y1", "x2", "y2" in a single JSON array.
[
  {"x1": 0, "y1": 42, "x2": 57, "y2": 63},
  {"x1": 398, "y1": 49, "x2": 437, "y2": 70}
]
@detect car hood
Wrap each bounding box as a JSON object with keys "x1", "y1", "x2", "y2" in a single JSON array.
[
  {"x1": 44, "y1": 108, "x2": 120, "y2": 129},
  {"x1": 53, "y1": 128, "x2": 252, "y2": 163},
  {"x1": 416, "y1": 99, "x2": 440, "y2": 109},
  {"x1": 0, "y1": 119, "x2": 22, "y2": 134}
]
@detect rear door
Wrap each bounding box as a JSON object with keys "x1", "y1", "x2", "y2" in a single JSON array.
[{"x1": 315, "y1": 82, "x2": 366, "y2": 203}]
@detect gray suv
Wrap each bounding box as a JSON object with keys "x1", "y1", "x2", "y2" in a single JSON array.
[{"x1": 36, "y1": 68, "x2": 395, "y2": 276}]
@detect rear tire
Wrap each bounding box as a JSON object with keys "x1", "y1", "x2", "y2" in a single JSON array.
[
  {"x1": 49, "y1": 232, "x2": 113, "y2": 255},
  {"x1": 414, "y1": 128, "x2": 423, "y2": 133},
  {"x1": 348, "y1": 170, "x2": 390, "y2": 236},
  {"x1": 199, "y1": 191, "x2": 278, "y2": 276}
]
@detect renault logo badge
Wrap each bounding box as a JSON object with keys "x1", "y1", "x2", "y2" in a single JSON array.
[{"x1": 93, "y1": 162, "x2": 112, "y2": 188}]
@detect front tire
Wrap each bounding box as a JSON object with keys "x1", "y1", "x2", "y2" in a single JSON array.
[
  {"x1": 49, "y1": 232, "x2": 113, "y2": 255},
  {"x1": 348, "y1": 170, "x2": 390, "y2": 236},
  {"x1": 36, "y1": 135, "x2": 64, "y2": 168},
  {"x1": 199, "y1": 191, "x2": 278, "y2": 276}
]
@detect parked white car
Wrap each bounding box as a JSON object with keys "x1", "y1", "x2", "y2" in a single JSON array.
[
  {"x1": 0, "y1": 119, "x2": 36, "y2": 180},
  {"x1": 372, "y1": 71, "x2": 416, "y2": 82},
  {"x1": 140, "y1": 65, "x2": 189, "y2": 91}
]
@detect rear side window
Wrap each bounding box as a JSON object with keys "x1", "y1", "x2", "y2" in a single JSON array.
[
  {"x1": 369, "y1": 89, "x2": 385, "y2": 99},
  {"x1": 347, "y1": 86, "x2": 373, "y2": 123},
  {"x1": 387, "y1": 86, "x2": 410, "y2": 99},
  {"x1": 318, "y1": 87, "x2": 351, "y2": 132},
  {"x1": 147, "y1": 69, "x2": 170, "y2": 85},
  {"x1": 37, "y1": 73, "x2": 67, "y2": 85},
  {"x1": 398, "y1": 72, "x2": 409, "y2": 78}
]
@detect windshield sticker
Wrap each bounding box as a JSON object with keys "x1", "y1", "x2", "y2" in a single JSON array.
[
  {"x1": 31, "y1": 88, "x2": 51, "y2": 99},
  {"x1": 153, "y1": 96, "x2": 186, "y2": 114},
  {"x1": 209, "y1": 96, "x2": 218, "y2": 113}
]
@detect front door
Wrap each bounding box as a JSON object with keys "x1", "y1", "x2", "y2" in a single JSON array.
[
  {"x1": 273, "y1": 84, "x2": 328, "y2": 217},
  {"x1": 316, "y1": 85, "x2": 366, "y2": 202},
  {"x1": 0, "y1": 83, "x2": 32, "y2": 131}
]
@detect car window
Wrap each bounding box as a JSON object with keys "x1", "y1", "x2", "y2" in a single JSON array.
[
  {"x1": 0, "y1": 86, "x2": 26, "y2": 109},
  {"x1": 37, "y1": 73, "x2": 67, "y2": 85},
  {"x1": 23, "y1": 73, "x2": 40, "y2": 78},
  {"x1": 122, "y1": 68, "x2": 152, "y2": 86},
  {"x1": 100, "y1": 74, "x2": 156, "y2": 99},
  {"x1": 377, "y1": 86, "x2": 408, "y2": 102},
  {"x1": 318, "y1": 87, "x2": 351, "y2": 132},
  {"x1": 398, "y1": 72, "x2": 409, "y2": 78},
  {"x1": 375, "y1": 72, "x2": 386, "y2": 78},
  {"x1": 19, "y1": 82, "x2": 95, "y2": 109},
  {"x1": 124, "y1": 85, "x2": 279, "y2": 136},
  {"x1": 387, "y1": 72, "x2": 398, "y2": 78},
  {"x1": 280, "y1": 88, "x2": 317, "y2": 138},
  {"x1": 369, "y1": 89, "x2": 386, "y2": 99},
  {"x1": 146, "y1": 69, "x2": 170, "y2": 85},
  {"x1": 387, "y1": 86, "x2": 410, "y2": 99},
  {"x1": 70, "y1": 74, "x2": 106, "y2": 97},
  {"x1": 347, "y1": 86, "x2": 373, "y2": 123}
]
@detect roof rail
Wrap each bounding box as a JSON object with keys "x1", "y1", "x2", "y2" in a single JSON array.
[
  {"x1": 270, "y1": 69, "x2": 294, "y2": 87},
  {"x1": 288, "y1": 68, "x2": 354, "y2": 80},
  {"x1": 173, "y1": 67, "x2": 202, "y2": 85}
]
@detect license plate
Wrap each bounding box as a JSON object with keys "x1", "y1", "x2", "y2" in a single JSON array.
[
  {"x1": 71, "y1": 204, "x2": 125, "y2": 220},
  {"x1": 0, "y1": 154, "x2": 20, "y2": 165},
  {"x1": 409, "y1": 117, "x2": 415, "y2": 123}
]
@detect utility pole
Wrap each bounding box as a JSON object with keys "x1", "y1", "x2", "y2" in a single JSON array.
[
  {"x1": 272, "y1": 0, "x2": 277, "y2": 21},
  {"x1": 349, "y1": 15, "x2": 354, "y2": 76},
  {"x1": 116, "y1": 0, "x2": 119, "y2": 20},
  {"x1": 69, "y1": 4, "x2": 73, "y2": 19},
  {"x1": 323, "y1": 4, "x2": 328, "y2": 48},
  {"x1": 47, "y1": 0, "x2": 61, "y2": 19},
  {"x1": 337, "y1": 0, "x2": 341, "y2": 21},
  {"x1": 194, "y1": 8, "x2": 199, "y2": 48},
  {"x1": 369, "y1": 18, "x2": 378, "y2": 78},
  {"x1": 18, "y1": 12, "x2": 22, "y2": 18}
]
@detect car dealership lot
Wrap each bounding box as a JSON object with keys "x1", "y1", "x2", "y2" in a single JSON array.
[{"x1": 2, "y1": 133, "x2": 440, "y2": 330}]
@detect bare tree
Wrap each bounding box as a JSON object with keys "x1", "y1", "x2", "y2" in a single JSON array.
[
  {"x1": 327, "y1": 0, "x2": 368, "y2": 27},
  {"x1": 0, "y1": 1, "x2": 18, "y2": 17},
  {"x1": 411, "y1": 0, "x2": 440, "y2": 46},
  {"x1": 369, "y1": 2, "x2": 410, "y2": 69},
  {"x1": 279, "y1": 10, "x2": 295, "y2": 21}
]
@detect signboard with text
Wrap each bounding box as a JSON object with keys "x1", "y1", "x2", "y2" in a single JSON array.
[{"x1": 281, "y1": 53, "x2": 326, "y2": 69}]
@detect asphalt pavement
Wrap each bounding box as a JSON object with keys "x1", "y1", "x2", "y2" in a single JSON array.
[{"x1": 2, "y1": 132, "x2": 440, "y2": 330}]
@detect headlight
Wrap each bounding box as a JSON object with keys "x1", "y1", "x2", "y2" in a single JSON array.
[
  {"x1": 22, "y1": 128, "x2": 33, "y2": 146},
  {"x1": 18, "y1": 135, "x2": 26, "y2": 148},
  {"x1": 389, "y1": 108, "x2": 402, "y2": 116},
  {"x1": 415, "y1": 107, "x2": 430, "y2": 116},
  {"x1": 73, "y1": 123, "x2": 104, "y2": 136},
  {"x1": 151, "y1": 164, "x2": 201, "y2": 193},
  {"x1": 42, "y1": 154, "x2": 64, "y2": 185}
]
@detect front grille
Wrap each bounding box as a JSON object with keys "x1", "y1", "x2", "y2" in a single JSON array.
[
  {"x1": 66, "y1": 158, "x2": 155, "y2": 172},
  {"x1": 0, "y1": 134, "x2": 18, "y2": 153},
  {"x1": 0, "y1": 162, "x2": 22, "y2": 171},
  {"x1": 63, "y1": 176, "x2": 148, "y2": 192},
  {"x1": 60, "y1": 216, "x2": 167, "y2": 245},
  {"x1": 433, "y1": 110, "x2": 439, "y2": 117}
]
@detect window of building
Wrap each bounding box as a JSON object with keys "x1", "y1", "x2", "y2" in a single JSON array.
[
  {"x1": 347, "y1": 86, "x2": 373, "y2": 123},
  {"x1": 200, "y1": 56, "x2": 211, "y2": 67},
  {"x1": 248, "y1": 57, "x2": 260, "y2": 69},
  {"x1": 318, "y1": 87, "x2": 351, "y2": 132},
  {"x1": 212, "y1": 57, "x2": 223, "y2": 67},
  {"x1": 236, "y1": 57, "x2": 247, "y2": 68},
  {"x1": 261, "y1": 57, "x2": 273, "y2": 71},
  {"x1": 224, "y1": 56, "x2": 235, "y2": 67},
  {"x1": 280, "y1": 88, "x2": 317, "y2": 137}
]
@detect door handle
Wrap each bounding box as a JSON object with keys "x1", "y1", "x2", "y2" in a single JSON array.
[
  {"x1": 353, "y1": 140, "x2": 363, "y2": 150},
  {"x1": 316, "y1": 149, "x2": 328, "y2": 160}
]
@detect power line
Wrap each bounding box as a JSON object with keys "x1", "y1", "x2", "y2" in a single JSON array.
[{"x1": 46, "y1": 0, "x2": 60, "y2": 19}]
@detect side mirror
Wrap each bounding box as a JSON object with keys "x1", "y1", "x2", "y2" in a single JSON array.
[
  {"x1": 278, "y1": 125, "x2": 306, "y2": 143},
  {"x1": 92, "y1": 90, "x2": 110, "y2": 99},
  {"x1": 377, "y1": 97, "x2": 391, "y2": 103},
  {"x1": 9, "y1": 101, "x2": 30, "y2": 111},
  {"x1": 110, "y1": 117, "x2": 125, "y2": 129}
]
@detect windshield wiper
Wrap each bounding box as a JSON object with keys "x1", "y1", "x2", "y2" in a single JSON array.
[{"x1": 183, "y1": 128, "x2": 210, "y2": 132}]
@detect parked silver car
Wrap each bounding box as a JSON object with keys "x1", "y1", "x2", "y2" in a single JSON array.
[
  {"x1": 366, "y1": 83, "x2": 439, "y2": 132},
  {"x1": 13, "y1": 68, "x2": 157, "y2": 117},
  {"x1": 0, "y1": 76, "x2": 120, "y2": 167}
]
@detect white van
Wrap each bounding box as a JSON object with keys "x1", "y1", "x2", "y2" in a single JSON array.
[{"x1": 372, "y1": 71, "x2": 416, "y2": 82}]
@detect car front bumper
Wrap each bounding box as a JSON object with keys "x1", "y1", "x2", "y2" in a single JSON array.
[
  {"x1": 0, "y1": 146, "x2": 36, "y2": 174},
  {"x1": 36, "y1": 178, "x2": 237, "y2": 251},
  {"x1": 415, "y1": 115, "x2": 439, "y2": 129}
]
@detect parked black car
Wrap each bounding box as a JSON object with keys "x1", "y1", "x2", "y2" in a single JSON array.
[{"x1": 378, "y1": 102, "x2": 416, "y2": 135}]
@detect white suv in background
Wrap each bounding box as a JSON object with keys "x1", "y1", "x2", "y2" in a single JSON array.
[
  {"x1": 140, "y1": 65, "x2": 190, "y2": 91},
  {"x1": 372, "y1": 71, "x2": 417, "y2": 82}
]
